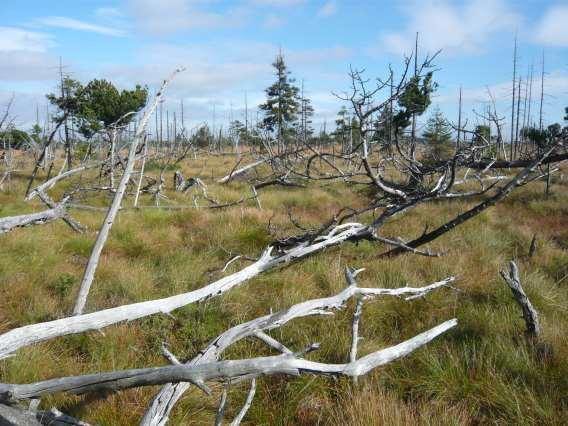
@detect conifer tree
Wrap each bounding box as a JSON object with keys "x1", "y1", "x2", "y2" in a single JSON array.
[
  {"x1": 259, "y1": 53, "x2": 300, "y2": 151},
  {"x1": 423, "y1": 108, "x2": 453, "y2": 161}
]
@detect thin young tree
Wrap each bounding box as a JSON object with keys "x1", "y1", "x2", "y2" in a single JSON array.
[{"x1": 259, "y1": 53, "x2": 300, "y2": 153}]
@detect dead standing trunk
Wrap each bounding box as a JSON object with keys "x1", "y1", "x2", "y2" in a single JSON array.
[{"x1": 72, "y1": 68, "x2": 184, "y2": 315}]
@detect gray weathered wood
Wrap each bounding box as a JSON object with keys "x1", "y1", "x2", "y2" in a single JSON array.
[
  {"x1": 500, "y1": 261, "x2": 540, "y2": 337},
  {"x1": 217, "y1": 159, "x2": 266, "y2": 184},
  {"x1": 229, "y1": 379, "x2": 255, "y2": 426},
  {"x1": 0, "y1": 319, "x2": 457, "y2": 401},
  {"x1": 0, "y1": 222, "x2": 373, "y2": 360},
  {"x1": 140, "y1": 271, "x2": 455, "y2": 425},
  {"x1": 73, "y1": 68, "x2": 184, "y2": 315},
  {"x1": 0, "y1": 199, "x2": 69, "y2": 235}
]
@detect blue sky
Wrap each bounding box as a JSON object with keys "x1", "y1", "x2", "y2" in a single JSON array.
[{"x1": 1, "y1": 0, "x2": 567, "y2": 134}]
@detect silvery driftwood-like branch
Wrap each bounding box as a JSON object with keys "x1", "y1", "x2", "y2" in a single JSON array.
[
  {"x1": 25, "y1": 160, "x2": 106, "y2": 201},
  {"x1": 218, "y1": 159, "x2": 266, "y2": 184},
  {"x1": 72, "y1": 67, "x2": 185, "y2": 315},
  {"x1": 0, "y1": 403, "x2": 90, "y2": 426},
  {"x1": 0, "y1": 222, "x2": 372, "y2": 360},
  {"x1": 141, "y1": 269, "x2": 455, "y2": 425},
  {"x1": 500, "y1": 261, "x2": 540, "y2": 337},
  {"x1": 0, "y1": 197, "x2": 70, "y2": 234},
  {"x1": 0, "y1": 320, "x2": 457, "y2": 402}
]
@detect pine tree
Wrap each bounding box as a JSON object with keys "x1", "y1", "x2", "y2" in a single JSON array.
[
  {"x1": 393, "y1": 73, "x2": 436, "y2": 134},
  {"x1": 259, "y1": 53, "x2": 300, "y2": 150},
  {"x1": 423, "y1": 108, "x2": 453, "y2": 162}
]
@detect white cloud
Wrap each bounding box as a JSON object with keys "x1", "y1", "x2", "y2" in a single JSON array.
[
  {"x1": 36, "y1": 16, "x2": 127, "y2": 37},
  {"x1": 534, "y1": 5, "x2": 568, "y2": 47},
  {"x1": 380, "y1": 0, "x2": 520, "y2": 55},
  {"x1": 0, "y1": 51, "x2": 59, "y2": 81},
  {"x1": 317, "y1": 1, "x2": 337, "y2": 18},
  {"x1": 0, "y1": 27, "x2": 55, "y2": 53},
  {"x1": 127, "y1": 0, "x2": 247, "y2": 34}
]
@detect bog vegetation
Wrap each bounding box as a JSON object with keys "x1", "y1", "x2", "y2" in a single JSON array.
[{"x1": 0, "y1": 46, "x2": 567, "y2": 426}]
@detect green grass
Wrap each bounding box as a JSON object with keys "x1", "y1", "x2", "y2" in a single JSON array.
[{"x1": 0, "y1": 153, "x2": 567, "y2": 425}]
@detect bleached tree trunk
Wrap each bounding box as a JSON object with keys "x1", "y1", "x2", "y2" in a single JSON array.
[
  {"x1": 140, "y1": 270, "x2": 455, "y2": 425},
  {"x1": 72, "y1": 68, "x2": 184, "y2": 315},
  {"x1": 133, "y1": 138, "x2": 148, "y2": 208},
  {"x1": 0, "y1": 199, "x2": 69, "y2": 234},
  {"x1": 0, "y1": 222, "x2": 372, "y2": 359},
  {"x1": 109, "y1": 128, "x2": 117, "y2": 190},
  {"x1": 217, "y1": 159, "x2": 266, "y2": 184},
  {"x1": 500, "y1": 261, "x2": 540, "y2": 337},
  {"x1": 0, "y1": 320, "x2": 456, "y2": 402}
]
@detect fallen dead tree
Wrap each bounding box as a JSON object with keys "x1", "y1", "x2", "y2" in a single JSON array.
[
  {"x1": 141, "y1": 269, "x2": 455, "y2": 425},
  {"x1": 217, "y1": 158, "x2": 266, "y2": 184},
  {"x1": 0, "y1": 223, "x2": 372, "y2": 360},
  {"x1": 0, "y1": 403, "x2": 89, "y2": 426},
  {"x1": 0, "y1": 269, "x2": 456, "y2": 426},
  {"x1": 0, "y1": 197, "x2": 71, "y2": 234},
  {"x1": 0, "y1": 320, "x2": 456, "y2": 401}
]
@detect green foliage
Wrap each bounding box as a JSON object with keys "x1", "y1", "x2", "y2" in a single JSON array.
[
  {"x1": 297, "y1": 92, "x2": 315, "y2": 140},
  {"x1": 333, "y1": 106, "x2": 350, "y2": 142},
  {"x1": 47, "y1": 77, "x2": 147, "y2": 139},
  {"x1": 521, "y1": 122, "x2": 563, "y2": 150},
  {"x1": 393, "y1": 72, "x2": 437, "y2": 133},
  {"x1": 373, "y1": 104, "x2": 395, "y2": 146},
  {"x1": 29, "y1": 124, "x2": 43, "y2": 146},
  {"x1": 473, "y1": 125, "x2": 491, "y2": 144},
  {"x1": 46, "y1": 77, "x2": 85, "y2": 124},
  {"x1": 49, "y1": 273, "x2": 77, "y2": 297},
  {"x1": 78, "y1": 79, "x2": 147, "y2": 137},
  {"x1": 259, "y1": 54, "x2": 300, "y2": 139},
  {"x1": 0, "y1": 128, "x2": 31, "y2": 149},
  {"x1": 191, "y1": 124, "x2": 213, "y2": 148},
  {"x1": 423, "y1": 108, "x2": 454, "y2": 162}
]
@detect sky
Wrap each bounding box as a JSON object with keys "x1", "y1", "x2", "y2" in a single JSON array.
[{"x1": 1, "y1": 0, "x2": 567, "y2": 135}]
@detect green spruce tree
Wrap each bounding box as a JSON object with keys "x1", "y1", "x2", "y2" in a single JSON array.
[
  {"x1": 423, "y1": 108, "x2": 454, "y2": 162},
  {"x1": 259, "y1": 53, "x2": 300, "y2": 151}
]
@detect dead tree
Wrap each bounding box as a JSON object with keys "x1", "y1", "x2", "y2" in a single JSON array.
[
  {"x1": 72, "y1": 68, "x2": 185, "y2": 315},
  {"x1": 0, "y1": 269, "x2": 456, "y2": 426},
  {"x1": 0, "y1": 403, "x2": 89, "y2": 426},
  {"x1": 500, "y1": 261, "x2": 540, "y2": 338},
  {"x1": 0, "y1": 197, "x2": 71, "y2": 234}
]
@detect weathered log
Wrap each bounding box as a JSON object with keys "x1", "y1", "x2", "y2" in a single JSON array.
[
  {"x1": 173, "y1": 170, "x2": 206, "y2": 193},
  {"x1": 500, "y1": 261, "x2": 540, "y2": 337},
  {"x1": 217, "y1": 159, "x2": 266, "y2": 184},
  {"x1": 140, "y1": 271, "x2": 455, "y2": 425},
  {"x1": 36, "y1": 191, "x2": 84, "y2": 234},
  {"x1": 0, "y1": 404, "x2": 89, "y2": 426},
  {"x1": 0, "y1": 199, "x2": 69, "y2": 234},
  {"x1": 0, "y1": 319, "x2": 457, "y2": 401},
  {"x1": 229, "y1": 379, "x2": 255, "y2": 426},
  {"x1": 25, "y1": 160, "x2": 106, "y2": 201},
  {"x1": 0, "y1": 223, "x2": 373, "y2": 359},
  {"x1": 382, "y1": 144, "x2": 562, "y2": 257}
]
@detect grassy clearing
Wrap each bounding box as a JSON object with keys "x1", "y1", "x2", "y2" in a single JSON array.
[{"x1": 0, "y1": 153, "x2": 567, "y2": 425}]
